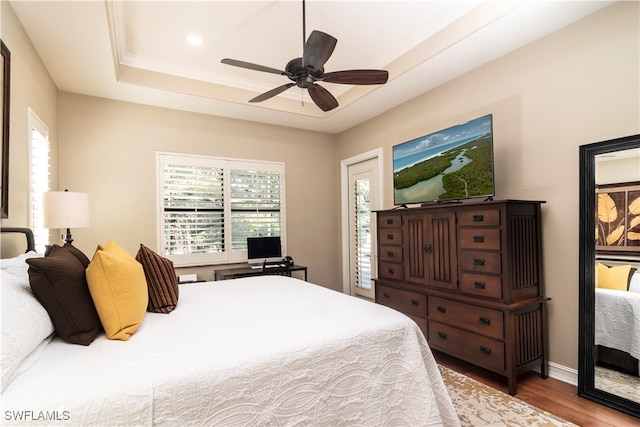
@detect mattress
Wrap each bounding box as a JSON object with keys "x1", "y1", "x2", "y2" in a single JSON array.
[
  {"x1": 595, "y1": 287, "x2": 640, "y2": 361},
  {"x1": 1, "y1": 276, "x2": 459, "y2": 426}
]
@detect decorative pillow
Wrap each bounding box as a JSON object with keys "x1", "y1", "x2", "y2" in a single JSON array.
[
  {"x1": 629, "y1": 271, "x2": 640, "y2": 293},
  {"x1": 1, "y1": 271, "x2": 54, "y2": 392},
  {"x1": 1, "y1": 251, "x2": 43, "y2": 282},
  {"x1": 86, "y1": 241, "x2": 148, "y2": 341},
  {"x1": 596, "y1": 262, "x2": 633, "y2": 291},
  {"x1": 135, "y1": 244, "x2": 179, "y2": 313},
  {"x1": 60, "y1": 243, "x2": 91, "y2": 268},
  {"x1": 26, "y1": 245, "x2": 102, "y2": 346}
]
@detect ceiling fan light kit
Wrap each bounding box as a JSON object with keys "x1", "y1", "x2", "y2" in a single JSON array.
[{"x1": 221, "y1": 1, "x2": 388, "y2": 112}]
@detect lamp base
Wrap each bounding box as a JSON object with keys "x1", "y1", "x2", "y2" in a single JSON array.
[{"x1": 64, "y1": 228, "x2": 74, "y2": 245}]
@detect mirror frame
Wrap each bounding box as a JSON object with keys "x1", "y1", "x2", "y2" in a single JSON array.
[{"x1": 578, "y1": 133, "x2": 640, "y2": 418}]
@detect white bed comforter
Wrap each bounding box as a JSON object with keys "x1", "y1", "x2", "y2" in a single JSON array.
[
  {"x1": 595, "y1": 287, "x2": 640, "y2": 360},
  {"x1": 1, "y1": 276, "x2": 459, "y2": 426}
]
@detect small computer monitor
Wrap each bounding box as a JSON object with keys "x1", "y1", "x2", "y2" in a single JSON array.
[{"x1": 247, "y1": 236, "x2": 282, "y2": 265}]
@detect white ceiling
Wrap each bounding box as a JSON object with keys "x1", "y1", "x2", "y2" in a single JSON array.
[{"x1": 9, "y1": 0, "x2": 614, "y2": 134}]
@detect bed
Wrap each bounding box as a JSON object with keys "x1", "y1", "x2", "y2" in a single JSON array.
[
  {"x1": 594, "y1": 258, "x2": 640, "y2": 376},
  {"x1": 0, "y1": 228, "x2": 460, "y2": 426}
]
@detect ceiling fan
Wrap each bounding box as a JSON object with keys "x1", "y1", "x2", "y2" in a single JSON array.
[{"x1": 221, "y1": 0, "x2": 389, "y2": 112}]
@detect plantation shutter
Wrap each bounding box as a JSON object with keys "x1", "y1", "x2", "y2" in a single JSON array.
[
  {"x1": 230, "y1": 166, "x2": 282, "y2": 252},
  {"x1": 354, "y1": 176, "x2": 372, "y2": 289},
  {"x1": 158, "y1": 153, "x2": 285, "y2": 266},
  {"x1": 29, "y1": 109, "x2": 50, "y2": 253}
]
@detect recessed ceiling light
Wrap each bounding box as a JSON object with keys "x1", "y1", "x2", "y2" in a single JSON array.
[{"x1": 187, "y1": 34, "x2": 203, "y2": 46}]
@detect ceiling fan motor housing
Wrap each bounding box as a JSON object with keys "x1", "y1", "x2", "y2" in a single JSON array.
[{"x1": 286, "y1": 57, "x2": 323, "y2": 88}]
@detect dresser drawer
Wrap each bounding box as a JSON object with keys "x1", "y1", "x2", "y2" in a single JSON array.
[
  {"x1": 377, "y1": 284, "x2": 427, "y2": 317},
  {"x1": 458, "y1": 209, "x2": 500, "y2": 227},
  {"x1": 429, "y1": 297, "x2": 503, "y2": 340},
  {"x1": 378, "y1": 262, "x2": 403, "y2": 280},
  {"x1": 379, "y1": 214, "x2": 402, "y2": 228},
  {"x1": 379, "y1": 245, "x2": 403, "y2": 263},
  {"x1": 459, "y1": 228, "x2": 501, "y2": 250},
  {"x1": 459, "y1": 273, "x2": 503, "y2": 299},
  {"x1": 406, "y1": 313, "x2": 428, "y2": 338},
  {"x1": 459, "y1": 250, "x2": 501, "y2": 275},
  {"x1": 428, "y1": 321, "x2": 505, "y2": 371},
  {"x1": 379, "y1": 229, "x2": 402, "y2": 245}
]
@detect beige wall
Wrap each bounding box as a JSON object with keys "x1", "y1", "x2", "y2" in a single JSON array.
[
  {"x1": 0, "y1": 1, "x2": 58, "y2": 239},
  {"x1": 337, "y1": 2, "x2": 640, "y2": 370},
  {"x1": 57, "y1": 94, "x2": 341, "y2": 288}
]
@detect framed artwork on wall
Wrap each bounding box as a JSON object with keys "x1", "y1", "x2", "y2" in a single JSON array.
[
  {"x1": 595, "y1": 181, "x2": 640, "y2": 252},
  {"x1": 1, "y1": 40, "x2": 10, "y2": 219}
]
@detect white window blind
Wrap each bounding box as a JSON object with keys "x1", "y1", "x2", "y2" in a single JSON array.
[
  {"x1": 29, "y1": 108, "x2": 50, "y2": 252},
  {"x1": 158, "y1": 153, "x2": 285, "y2": 266},
  {"x1": 354, "y1": 177, "x2": 372, "y2": 289}
]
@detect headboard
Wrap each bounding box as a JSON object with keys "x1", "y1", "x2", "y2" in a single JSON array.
[{"x1": 1, "y1": 227, "x2": 36, "y2": 256}]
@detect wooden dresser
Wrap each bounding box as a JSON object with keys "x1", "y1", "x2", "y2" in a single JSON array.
[{"x1": 374, "y1": 199, "x2": 548, "y2": 395}]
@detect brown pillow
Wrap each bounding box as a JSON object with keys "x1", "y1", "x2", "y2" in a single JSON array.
[
  {"x1": 135, "y1": 244, "x2": 179, "y2": 313},
  {"x1": 26, "y1": 245, "x2": 101, "y2": 345}
]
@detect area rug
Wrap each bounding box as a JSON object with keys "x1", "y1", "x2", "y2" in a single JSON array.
[
  {"x1": 439, "y1": 365, "x2": 577, "y2": 427},
  {"x1": 595, "y1": 366, "x2": 640, "y2": 404}
]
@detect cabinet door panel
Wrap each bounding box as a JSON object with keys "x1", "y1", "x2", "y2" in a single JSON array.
[
  {"x1": 403, "y1": 214, "x2": 429, "y2": 285},
  {"x1": 427, "y1": 212, "x2": 458, "y2": 290}
]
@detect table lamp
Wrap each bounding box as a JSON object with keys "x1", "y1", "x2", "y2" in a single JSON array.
[{"x1": 43, "y1": 190, "x2": 90, "y2": 245}]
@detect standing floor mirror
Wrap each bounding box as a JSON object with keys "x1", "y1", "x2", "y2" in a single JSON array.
[{"x1": 578, "y1": 133, "x2": 640, "y2": 418}]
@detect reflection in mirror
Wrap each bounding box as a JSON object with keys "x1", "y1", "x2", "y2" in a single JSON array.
[{"x1": 579, "y1": 134, "x2": 640, "y2": 419}]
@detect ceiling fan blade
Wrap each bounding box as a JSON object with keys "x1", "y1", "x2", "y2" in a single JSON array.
[
  {"x1": 221, "y1": 58, "x2": 287, "y2": 76},
  {"x1": 303, "y1": 30, "x2": 337, "y2": 71},
  {"x1": 307, "y1": 84, "x2": 339, "y2": 112},
  {"x1": 249, "y1": 83, "x2": 296, "y2": 103},
  {"x1": 323, "y1": 70, "x2": 389, "y2": 85}
]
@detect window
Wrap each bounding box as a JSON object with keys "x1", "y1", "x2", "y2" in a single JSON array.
[
  {"x1": 28, "y1": 108, "x2": 50, "y2": 252},
  {"x1": 157, "y1": 153, "x2": 285, "y2": 266}
]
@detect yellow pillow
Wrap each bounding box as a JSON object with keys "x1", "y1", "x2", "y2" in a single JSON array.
[
  {"x1": 596, "y1": 262, "x2": 632, "y2": 291},
  {"x1": 86, "y1": 241, "x2": 148, "y2": 340}
]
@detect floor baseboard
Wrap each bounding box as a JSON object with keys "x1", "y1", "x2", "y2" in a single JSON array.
[{"x1": 533, "y1": 361, "x2": 578, "y2": 386}]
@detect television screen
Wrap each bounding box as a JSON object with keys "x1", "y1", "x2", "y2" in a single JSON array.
[
  {"x1": 247, "y1": 236, "x2": 282, "y2": 264},
  {"x1": 393, "y1": 114, "x2": 494, "y2": 205}
]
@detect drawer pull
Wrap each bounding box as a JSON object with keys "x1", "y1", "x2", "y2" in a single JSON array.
[
  {"x1": 473, "y1": 258, "x2": 485, "y2": 266},
  {"x1": 388, "y1": 268, "x2": 395, "y2": 274},
  {"x1": 480, "y1": 346, "x2": 492, "y2": 355},
  {"x1": 387, "y1": 234, "x2": 394, "y2": 240},
  {"x1": 437, "y1": 306, "x2": 446, "y2": 313},
  {"x1": 386, "y1": 218, "x2": 394, "y2": 225},
  {"x1": 387, "y1": 251, "x2": 394, "y2": 257},
  {"x1": 437, "y1": 332, "x2": 447, "y2": 339},
  {"x1": 411, "y1": 299, "x2": 419, "y2": 306},
  {"x1": 473, "y1": 235, "x2": 485, "y2": 243},
  {"x1": 473, "y1": 214, "x2": 484, "y2": 222},
  {"x1": 479, "y1": 317, "x2": 491, "y2": 325},
  {"x1": 423, "y1": 244, "x2": 433, "y2": 254},
  {"x1": 383, "y1": 293, "x2": 390, "y2": 299},
  {"x1": 474, "y1": 281, "x2": 486, "y2": 289}
]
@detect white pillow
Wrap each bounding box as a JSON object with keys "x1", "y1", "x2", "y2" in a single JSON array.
[
  {"x1": 0, "y1": 251, "x2": 43, "y2": 282},
  {"x1": 1, "y1": 270, "x2": 54, "y2": 391},
  {"x1": 629, "y1": 271, "x2": 640, "y2": 293}
]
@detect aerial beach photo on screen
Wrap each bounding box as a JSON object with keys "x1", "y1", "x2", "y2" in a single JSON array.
[{"x1": 393, "y1": 114, "x2": 494, "y2": 205}]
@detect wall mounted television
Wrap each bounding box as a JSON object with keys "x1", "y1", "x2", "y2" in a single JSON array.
[
  {"x1": 247, "y1": 236, "x2": 282, "y2": 265},
  {"x1": 393, "y1": 114, "x2": 495, "y2": 206}
]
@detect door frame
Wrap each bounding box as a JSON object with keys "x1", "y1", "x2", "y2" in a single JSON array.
[{"x1": 340, "y1": 148, "x2": 384, "y2": 295}]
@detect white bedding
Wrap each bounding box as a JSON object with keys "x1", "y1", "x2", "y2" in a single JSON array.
[
  {"x1": 595, "y1": 287, "x2": 640, "y2": 361},
  {"x1": 1, "y1": 276, "x2": 459, "y2": 426}
]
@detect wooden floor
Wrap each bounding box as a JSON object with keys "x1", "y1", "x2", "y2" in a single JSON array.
[{"x1": 433, "y1": 351, "x2": 639, "y2": 427}]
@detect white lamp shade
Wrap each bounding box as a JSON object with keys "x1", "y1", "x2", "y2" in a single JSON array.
[{"x1": 43, "y1": 191, "x2": 90, "y2": 229}]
